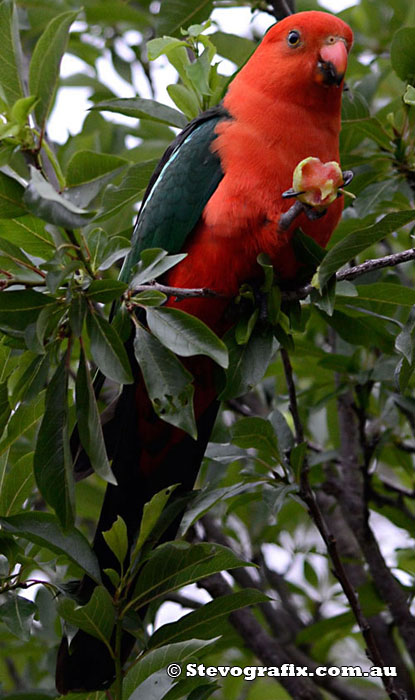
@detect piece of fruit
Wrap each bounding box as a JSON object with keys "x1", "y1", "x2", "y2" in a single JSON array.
[{"x1": 292, "y1": 156, "x2": 344, "y2": 210}]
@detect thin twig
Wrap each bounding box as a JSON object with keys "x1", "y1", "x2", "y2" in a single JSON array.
[
  {"x1": 0, "y1": 277, "x2": 47, "y2": 290},
  {"x1": 129, "y1": 281, "x2": 221, "y2": 300},
  {"x1": 280, "y1": 347, "x2": 304, "y2": 443},
  {"x1": 282, "y1": 248, "x2": 415, "y2": 301}
]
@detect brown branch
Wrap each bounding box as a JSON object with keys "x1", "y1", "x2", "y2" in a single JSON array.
[
  {"x1": 281, "y1": 347, "x2": 304, "y2": 443},
  {"x1": 129, "y1": 281, "x2": 221, "y2": 300},
  {"x1": 337, "y1": 248, "x2": 415, "y2": 281},
  {"x1": 281, "y1": 351, "x2": 405, "y2": 700},
  {"x1": 282, "y1": 248, "x2": 415, "y2": 302},
  {"x1": 0, "y1": 277, "x2": 47, "y2": 290},
  {"x1": 335, "y1": 387, "x2": 415, "y2": 670},
  {"x1": 317, "y1": 488, "x2": 414, "y2": 698},
  {"x1": 165, "y1": 592, "x2": 203, "y2": 609}
]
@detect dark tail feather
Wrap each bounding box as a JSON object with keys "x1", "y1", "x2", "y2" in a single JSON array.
[{"x1": 56, "y1": 365, "x2": 218, "y2": 693}]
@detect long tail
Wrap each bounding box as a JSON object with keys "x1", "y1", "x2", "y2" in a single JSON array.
[{"x1": 55, "y1": 356, "x2": 218, "y2": 693}]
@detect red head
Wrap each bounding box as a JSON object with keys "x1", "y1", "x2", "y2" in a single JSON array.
[{"x1": 227, "y1": 11, "x2": 353, "y2": 110}]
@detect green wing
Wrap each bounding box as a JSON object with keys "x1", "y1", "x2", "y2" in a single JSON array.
[{"x1": 120, "y1": 105, "x2": 230, "y2": 283}]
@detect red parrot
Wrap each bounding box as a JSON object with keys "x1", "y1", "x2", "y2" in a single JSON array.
[{"x1": 56, "y1": 10, "x2": 353, "y2": 692}]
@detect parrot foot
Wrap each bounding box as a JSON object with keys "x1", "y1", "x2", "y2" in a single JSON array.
[{"x1": 278, "y1": 199, "x2": 327, "y2": 232}]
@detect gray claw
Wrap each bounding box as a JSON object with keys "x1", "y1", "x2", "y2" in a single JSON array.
[{"x1": 342, "y1": 170, "x2": 354, "y2": 187}]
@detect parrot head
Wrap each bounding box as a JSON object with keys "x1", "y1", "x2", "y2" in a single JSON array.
[
  {"x1": 232, "y1": 11, "x2": 353, "y2": 101},
  {"x1": 267, "y1": 11, "x2": 353, "y2": 87}
]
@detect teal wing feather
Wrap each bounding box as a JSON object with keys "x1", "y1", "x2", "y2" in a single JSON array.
[{"x1": 120, "y1": 105, "x2": 230, "y2": 283}]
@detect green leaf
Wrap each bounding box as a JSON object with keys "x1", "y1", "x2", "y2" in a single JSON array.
[
  {"x1": 179, "y1": 481, "x2": 263, "y2": 534},
  {"x1": 290, "y1": 442, "x2": 307, "y2": 479},
  {"x1": 0, "y1": 393, "x2": 45, "y2": 458},
  {"x1": 76, "y1": 347, "x2": 116, "y2": 485},
  {"x1": 292, "y1": 228, "x2": 326, "y2": 269},
  {"x1": 98, "y1": 236, "x2": 131, "y2": 271},
  {"x1": 318, "y1": 310, "x2": 395, "y2": 353},
  {"x1": 0, "y1": 512, "x2": 101, "y2": 582},
  {"x1": 102, "y1": 515, "x2": 128, "y2": 567},
  {"x1": 65, "y1": 150, "x2": 128, "y2": 208},
  {"x1": 156, "y1": 0, "x2": 213, "y2": 37},
  {"x1": 337, "y1": 283, "x2": 415, "y2": 311},
  {"x1": 231, "y1": 417, "x2": 280, "y2": 465},
  {"x1": 0, "y1": 236, "x2": 40, "y2": 271},
  {"x1": 403, "y1": 84, "x2": 415, "y2": 106},
  {"x1": 0, "y1": 172, "x2": 26, "y2": 218},
  {"x1": 91, "y1": 97, "x2": 187, "y2": 128},
  {"x1": 58, "y1": 586, "x2": 115, "y2": 645},
  {"x1": 24, "y1": 167, "x2": 94, "y2": 229},
  {"x1": 29, "y1": 10, "x2": 80, "y2": 128},
  {"x1": 131, "y1": 542, "x2": 251, "y2": 609},
  {"x1": 0, "y1": 381, "x2": 11, "y2": 439},
  {"x1": 0, "y1": 1, "x2": 24, "y2": 105},
  {"x1": 132, "y1": 290, "x2": 167, "y2": 307},
  {"x1": 391, "y1": 27, "x2": 415, "y2": 83},
  {"x1": 167, "y1": 84, "x2": 199, "y2": 120},
  {"x1": 34, "y1": 357, "x2": 74, "y2": 529},
  {"x1": 131, "y1": 485, "x2": 178, "y2": 563},
  {"x1": 341, "y1": 117, "x2": 392, "y2": 150},
  {"x1": 146, "y1": 307, "x2": 228, "y2": 368},
  {"x1": 185, "y1": 48, "x2": 211, "y2": 96},
  {"x1": 123, "y1": 638, "x2": 217, "y2": 700},
  {"x1": 319, "y1": 210, "x2": 415, "y2": 287},
  {"x1": 210, "y1": 31, "x2": 255, "y2": 66},
  {"x1": 86, "y1": 279, "x2": 128, "y2": 304},
  {"x1": 149, "y1": 589, "x2": 268, "y2": 649},
  {"x1": 0, "y1": 453, "x2": 34, "y2": 517},
  {"x1": 66, "y1": 151, "x2": 128, "y2": 187},
  {"x1": 69, "y1": 293, "x2": 86, "y2": 337},
  {"x1": 147, "y1": 36, "x2": 188, "y2": 60},
  {"x1": 8, "y1": 352, "x2": 49, "y2": 405},
  {"x1": 0, "y1": 594, "x2": 36, "y2": 641},
  {"x1": 10, "y1": 95, "x2": 38, "y2": 125},
  {"x1": 0, "y1": 215, "x2": 55, "y2": 260},
  {"x1": 235, "y1": 309, "x2": 259, "y2": 345},
  {"x1": 0, "y1": 289, "x2": 54, "y2": 332},
  {"x1": 134, "y1": 324, "x2": 196, "y2": 438},
  {"x1": 129, "y1": 248, "x2": 187, "y2": 286},
  {"x1": 219, "y1": 325, "x2": 275, "y2": 400},
  {"x1": 95, "y1": 159, "x2": 158, "y2": 223},
  {"x1": 86, "y1": 311, "x2": 133, "y2": 385}
]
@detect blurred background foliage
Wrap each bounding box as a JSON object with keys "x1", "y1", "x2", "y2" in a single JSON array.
[{"x1": 1, "y1": 0, "x2": 415, "y2": 699}]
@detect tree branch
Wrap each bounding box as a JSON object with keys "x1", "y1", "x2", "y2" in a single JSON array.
[
  {"x1": 282, "y1": 248, "x2": 415, "y2": 301},
  {"x1": 129, "y1": 281, "x2": 221, "y2": 300},
  {"x1": 335, "y1": 385, "x2": 415, "y2": 671},
  {"x1": 317, "y1": 488, "x2": 414, "y2": 697},
  {"x1": 281, "y1": 350, "x2": 406, "y2": 700}
]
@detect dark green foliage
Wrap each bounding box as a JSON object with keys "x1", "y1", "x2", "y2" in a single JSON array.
[{"x1": 1, "y1": 2, "x2": 415, "y2": 700}]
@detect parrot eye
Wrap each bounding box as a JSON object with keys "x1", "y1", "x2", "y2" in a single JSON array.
[{"x1": 287, "y1": 30, "x2": 301, "y2": 47}]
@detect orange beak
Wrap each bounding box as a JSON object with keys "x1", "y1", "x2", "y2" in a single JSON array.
[{"x1": 318, "y1": 40, "x2": 348, "y2": 86}]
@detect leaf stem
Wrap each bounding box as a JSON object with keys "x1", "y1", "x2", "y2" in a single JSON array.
[
  {"x1": 37, "y1": 133, "x2": 66, "y2": 190},
  {"x1": 64, "y1": 229, "x2": 95, "y2": 279}
]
